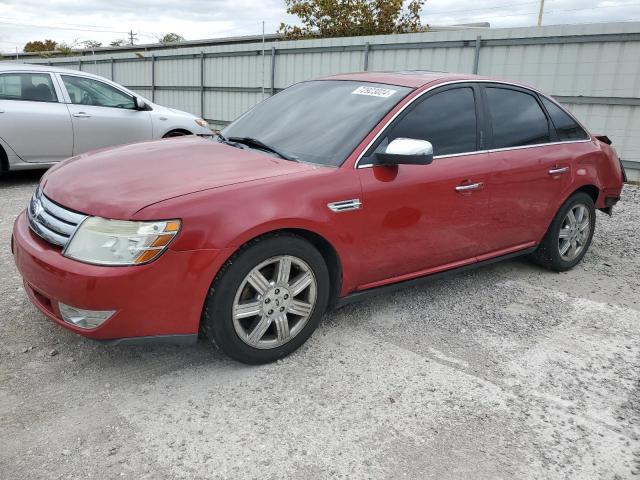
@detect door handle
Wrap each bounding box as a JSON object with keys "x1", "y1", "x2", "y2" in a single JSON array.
[
  {"x1": 455, "y1": 182, "x2": 483, "y2": 192},
  {"x1": 0, "y1": 109, "x2": 4, "y2": 113},
  {"x1": 548, "y1": 167, "x2": 569, "y2": 175},
  {"x1": 72, "y1": 112, "x2": 91, "y2": 118}
]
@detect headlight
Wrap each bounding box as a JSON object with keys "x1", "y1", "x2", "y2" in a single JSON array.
[
  {"x1": 64, "y1": 217, "x2": 181, "y2": 266},
  {"x1": 194, "y1": 118, "x2": 209, "y2": 128}
]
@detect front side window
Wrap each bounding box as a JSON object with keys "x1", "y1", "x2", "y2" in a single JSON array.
[
  {"x1": 61, "y1": 75, "x2": 134, "y2": 109},
  {"x1": 486, "y1": 87, "x2": 550, "y2": 149},
  {"x1": 375, "y1": 87, "x2": 478, "y2": 157},
  {"x1": 0, "y1": 73, "x2": 57, "y2": 103},
  {"x1": 540, "y1": 97, "x2": 589, "y2": 141},
  {"x1": 222, "y1": 80, "x2": 411, "y2": 166}
]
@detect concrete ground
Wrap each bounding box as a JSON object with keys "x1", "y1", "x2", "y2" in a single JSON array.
[{"x1": 1, "y1": 170, "x2": 639, "y2": 480}]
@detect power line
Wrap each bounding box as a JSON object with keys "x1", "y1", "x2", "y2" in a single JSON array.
[
  {"x1": 0, "y1": 16, "x2": 133, "y2": 31},
  {"x1": 0, "y1": 20, "x2": 131, "y2": 34},
  {"x1": 424, "y1": 1, "x2": 541, "y2": 15},
  {"x1": 424, "y1": 0, "x2": 640, "y2": 18}
]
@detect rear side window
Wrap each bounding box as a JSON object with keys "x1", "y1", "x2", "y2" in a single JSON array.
[
  {"x1": 541, "y1": 97, "x2": 589, "y2": 141},
  {"x1": 380, "y1": 87, "x2": 477, "y2": 156},
  {"x1": 486, "y1": 87, "x2": 550, "y2": 149},
  {"x1": 0, "y1": 73, "x2": 57, "y2": 103}
]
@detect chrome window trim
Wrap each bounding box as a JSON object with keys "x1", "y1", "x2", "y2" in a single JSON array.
[{"x1": 354, "y1": 79, "x2": 594, "y2": 169}]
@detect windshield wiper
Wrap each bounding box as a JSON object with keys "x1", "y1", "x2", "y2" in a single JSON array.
[{"x1": 227, "y1": 136, "x2": 296, "y2": 162}]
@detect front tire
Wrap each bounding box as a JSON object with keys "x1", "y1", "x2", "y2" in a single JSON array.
[
  {"x1": 530, "y1": 192, "x2": 596, "y2": 272},
  {"x1": 202, "y1": 234, "x2": 330, "y2": 364}
]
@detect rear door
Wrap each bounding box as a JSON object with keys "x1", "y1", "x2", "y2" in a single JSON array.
[
  {"x1": 0, "y1": 71, "x2": 73, "y2": 163},
  {"x1": 355, "y1": 84, "x2": 492, "y2": 288},
  {"x1": 481, "y1": 84, "x2": 573, "y2": 254},
  {"x1": 57, "y1": 73, "x2": 153, "y2": 155}
]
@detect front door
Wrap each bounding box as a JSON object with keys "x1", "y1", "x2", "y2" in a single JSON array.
[
  {"x1": 354, "y1": 84, "x2": 491, "y2": 289},
  {"x1": 58, "y1": 74, "x2": 152, "y2": 155},
  {"x1": 0, "y1": 72, "x2": 72, "y2": 163}
]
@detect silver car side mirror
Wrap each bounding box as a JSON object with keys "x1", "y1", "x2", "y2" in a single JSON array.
[
  {"x1": 373, "y1": 138, "x2": 434, "y2": 166},
  {"x1": 134, "y1": 97, "x2": 147, "y2": 110}
]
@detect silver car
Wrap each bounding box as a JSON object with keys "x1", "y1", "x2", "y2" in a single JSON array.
[{"x1": 0, "y1": 63, "x2": 213, "y2": 174}]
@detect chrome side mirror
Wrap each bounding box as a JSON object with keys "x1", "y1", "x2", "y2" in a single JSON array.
[{"x1": 373, "y1": 138, "x2": 434, "y2": 166}]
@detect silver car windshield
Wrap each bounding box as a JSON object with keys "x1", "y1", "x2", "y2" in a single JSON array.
[{"x1": 222, "y1": 80, "x2": 411, "y2": 167}]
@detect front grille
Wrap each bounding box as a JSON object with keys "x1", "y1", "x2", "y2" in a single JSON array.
[{"x1": 27, "y1": 187, "x2": 87, "y2": 248}]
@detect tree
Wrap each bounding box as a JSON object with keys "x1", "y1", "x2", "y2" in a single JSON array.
[
  {"x1": 158, "y1": 33, "x2": 185, "y2": 44},
  {"x1": 23, "y1": 39, "x2": 57, "y2": 52},
  {"x1": 109, "y1": 39, "x2": 127, "y2": 47},
  {"x1": 82, "y1": 40, "x2": 102, "y2": 49},
  {"x1": 57, "y1": 41, "x2": 78, "y2": 56},
  {"x1": 279, "y1": 0, "x2": 426, "y2": 39}
]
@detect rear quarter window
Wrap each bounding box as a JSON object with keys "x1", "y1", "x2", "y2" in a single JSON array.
[{"x1": 540, "y1": 97, "x2": 589, "y2": 141}]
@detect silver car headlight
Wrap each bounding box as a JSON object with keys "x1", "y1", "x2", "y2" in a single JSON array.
[
  {"x1": 194, "y1": 118, "x2": 209, "y2": 128},
  {"x1": 64, "y1": 217, "x2": 181, "y2": 266}
]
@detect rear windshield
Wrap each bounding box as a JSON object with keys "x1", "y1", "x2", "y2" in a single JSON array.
[{"x1": 222, "y1": 80, "x2": 411, "y2": 166}]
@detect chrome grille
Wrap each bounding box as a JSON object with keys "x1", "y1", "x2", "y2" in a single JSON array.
[{"x1": 27, "y1": 187, "x2": 87, "y2": 248}]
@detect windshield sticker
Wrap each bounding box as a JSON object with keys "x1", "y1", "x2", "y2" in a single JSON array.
[{"x1": 351, "y1": 86, "x2": 397, "y2": 98}]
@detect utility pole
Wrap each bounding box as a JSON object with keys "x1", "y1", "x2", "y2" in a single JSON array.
[
  {"x1": 261, "y1": 21, "x2": 265, "y2": 99},
  {"x1": 128, "y1": 30, "x2": 137, "y2": 45},
  {"x1": 537, "y1": 0, "x2": 545, "y2": 26}
]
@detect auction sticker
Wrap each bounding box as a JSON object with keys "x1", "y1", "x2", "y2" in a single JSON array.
[{"x1": 352, "y1": 86, "x2": 397, "y2": 98}]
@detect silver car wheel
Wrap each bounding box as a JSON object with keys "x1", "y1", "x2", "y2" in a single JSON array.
[
  {"x1": 558, "y1": 203, "x2": 591, "y2": 261},
  {"x1": 232, "y1": 255, "x2": 317, "y2": 350}
]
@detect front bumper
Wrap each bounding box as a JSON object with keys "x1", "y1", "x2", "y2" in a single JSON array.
[{"x1": 12, "y1": 211, "x2": 224, "y2": 341}]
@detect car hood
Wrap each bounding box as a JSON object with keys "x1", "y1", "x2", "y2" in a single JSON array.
[
  {"x1": 152, "y1": 103, "x2": 194, "y2": 118},
  {"x1": 42, "y1": 136, "x2": 315, "y2": 219}
]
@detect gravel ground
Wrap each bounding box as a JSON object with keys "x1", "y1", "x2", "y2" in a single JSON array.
[{"x1": 1, "y1": 170, "x2": 639, "y2": 480}]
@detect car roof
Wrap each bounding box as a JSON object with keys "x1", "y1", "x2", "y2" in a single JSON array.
[
  {"x1": 0, "y1": 61, "x2": 104, "y2": 78},
  {"x1": 320, "y1": 70, "x2": 499, "y2": 88},
  {"x1": 0, "y1": 61, "x2": 151, "y2": 102}
]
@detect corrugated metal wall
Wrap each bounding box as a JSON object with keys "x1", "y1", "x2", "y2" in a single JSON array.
[{"x1": 22, "y1": 21, "x2": 640, "y2": 173}]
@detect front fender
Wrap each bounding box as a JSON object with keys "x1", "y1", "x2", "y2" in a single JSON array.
[{"x1": 134, "y1": 167, "x2": 364, "y2": 295}]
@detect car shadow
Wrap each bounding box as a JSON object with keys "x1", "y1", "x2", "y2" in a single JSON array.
[{"x1": 0, "y1": 169, "x2": 45, "y2": 186}]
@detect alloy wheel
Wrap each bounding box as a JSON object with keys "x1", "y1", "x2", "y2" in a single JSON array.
[
  {"x1": 232, "y1": 255, "x2": 317, "y2": 349},
  {"x1": 558, "y1": 203, "x2": 591, "y2": 261}
]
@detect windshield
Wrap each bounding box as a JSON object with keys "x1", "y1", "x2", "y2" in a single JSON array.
[{"x1": 222, "y1": 80, "x2": 411, "y2": 166}]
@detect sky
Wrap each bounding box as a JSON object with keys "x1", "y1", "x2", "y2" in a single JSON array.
[{"x1": 0, "y1": 0, "x2": 639, "y2": 53}]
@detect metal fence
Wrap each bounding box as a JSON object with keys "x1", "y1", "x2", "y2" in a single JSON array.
[{"x1": 17, "y1": 21, "x2": 640, "y2": 176}]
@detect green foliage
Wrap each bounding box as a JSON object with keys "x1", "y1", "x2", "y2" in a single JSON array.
[
  {"x1": 82, "y1": 40, "x2": 102, "y2": 49},
  {"x1": 279, "y1": 0, "x2": 426, "y2": 39},
  {"x1": 158, "y1": 33, "x2": 185, "y2": 44},
  {"x1": 23, "y1": 39, "x2": 57, "y2": 53},
  {"x1": 109, "y1": 39, "x2": 127, "y2": 47},
  {"x1": 57, "y1": 42, "x2": 76, "y2": 56}
]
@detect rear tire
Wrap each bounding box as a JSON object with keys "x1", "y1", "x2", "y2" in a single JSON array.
[
  {"x1": 530, "y1": 192, "x2": 596, "y2": 272},
  {"x1": 202, "y1": 233, "x2": 330, "y2": 364}
]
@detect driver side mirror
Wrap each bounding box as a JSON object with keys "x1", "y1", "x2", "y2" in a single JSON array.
[
  {"x1": 134, "y1": 96, "x2": 147, "y2": 110},
  {"x1": 373, "y1": 138, "x2": 434, "y2": 166}
]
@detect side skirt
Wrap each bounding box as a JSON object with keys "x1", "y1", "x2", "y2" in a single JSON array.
[
  {"x1": 334, "y1": 246, "x2": 538, "y2": 309},
  {"x1": 97, "y1": 334, "x2": 198, "y2": 346}
]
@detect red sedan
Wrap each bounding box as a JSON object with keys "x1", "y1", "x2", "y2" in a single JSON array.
[{"x1": 12, "y1": 72, "x2": 625, "y2": 364}]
